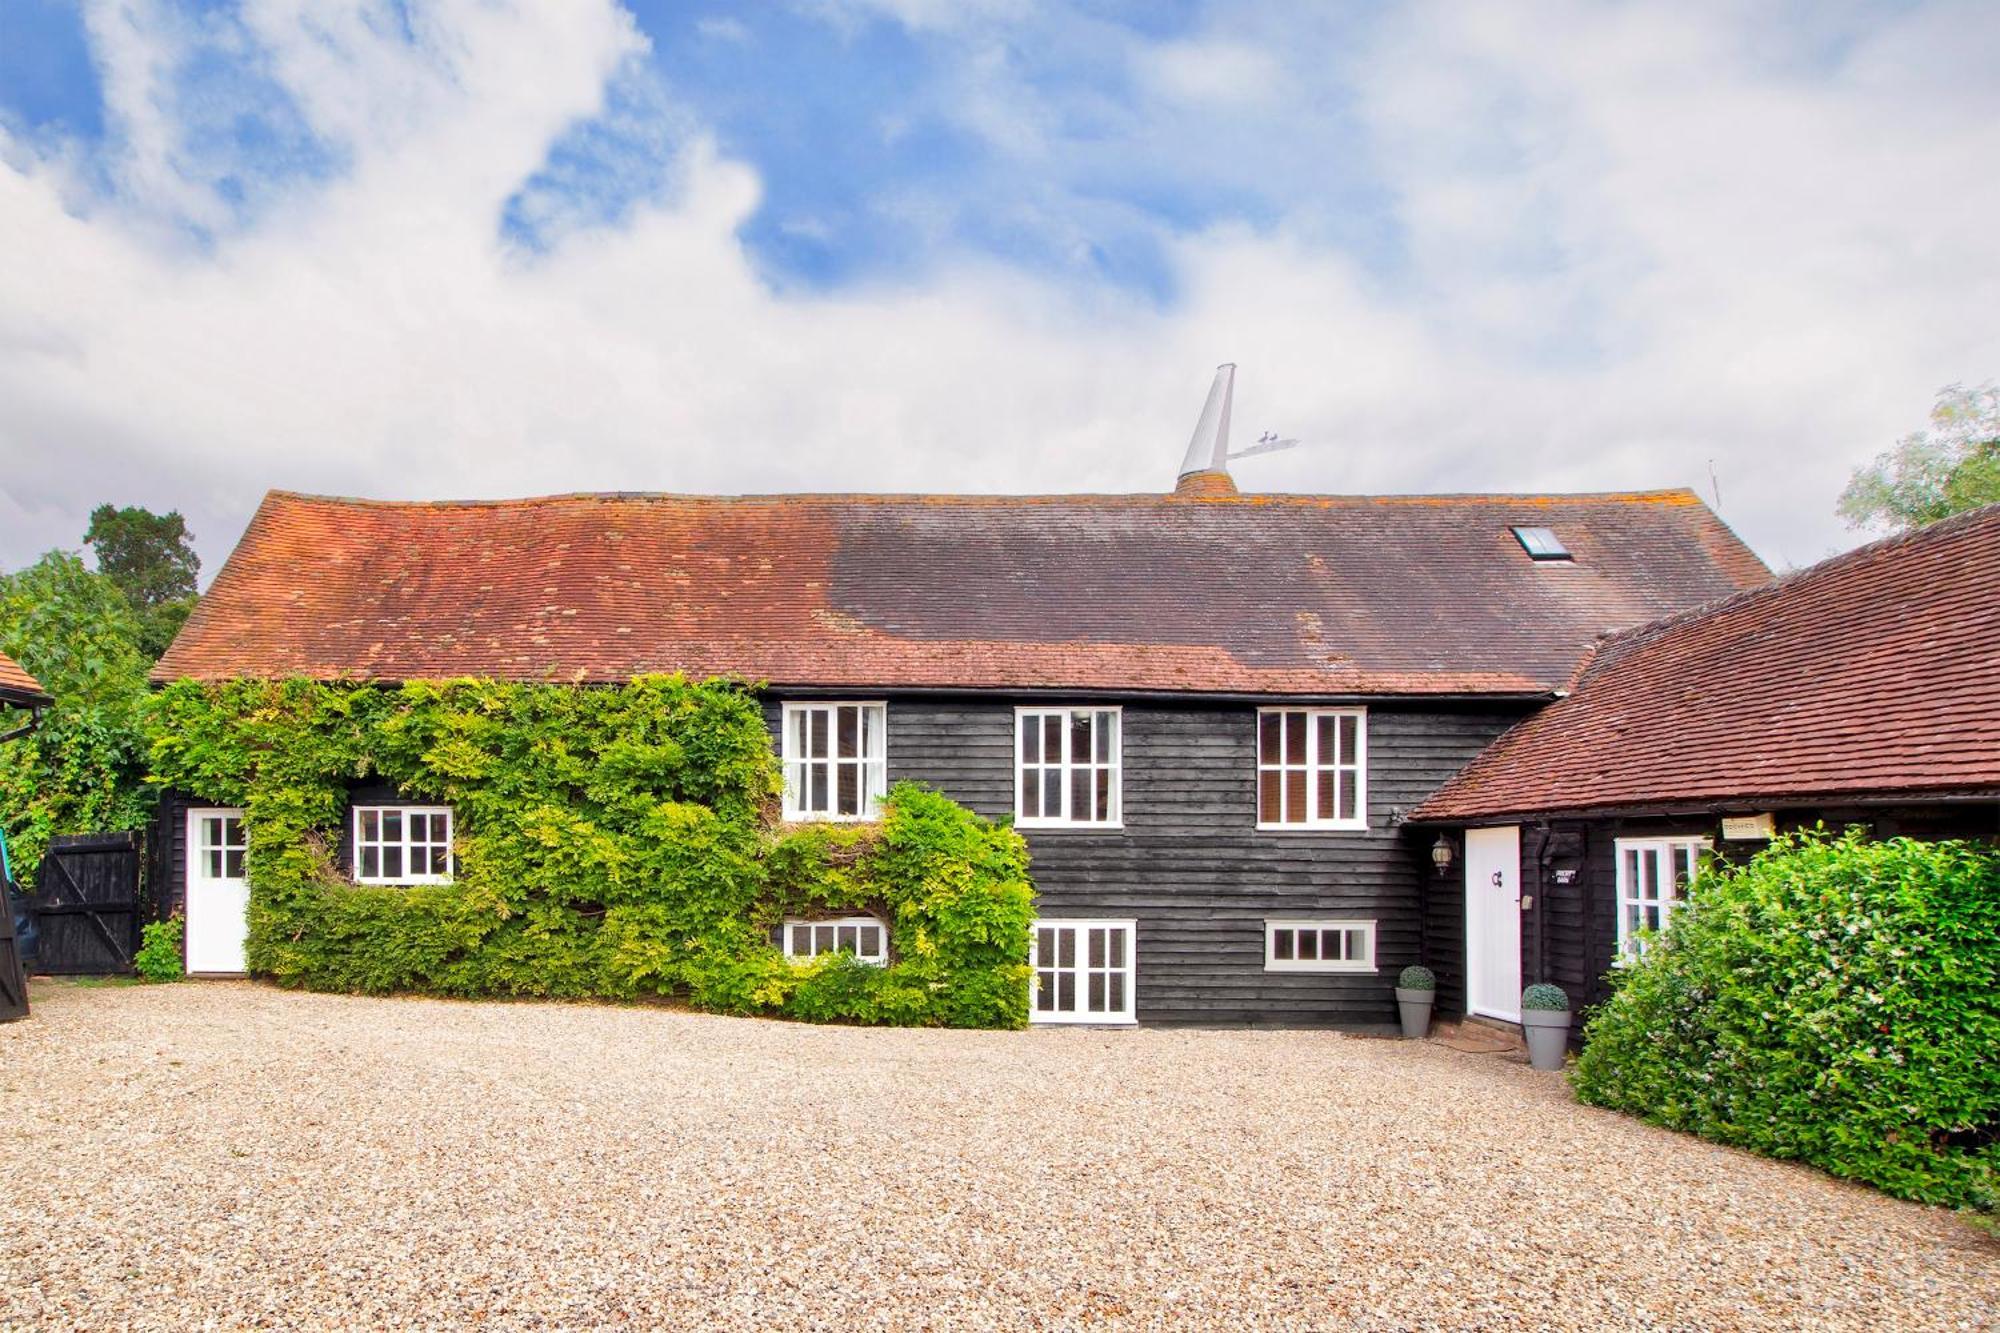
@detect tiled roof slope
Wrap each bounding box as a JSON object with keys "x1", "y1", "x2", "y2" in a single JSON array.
[
  {"x1": 153, "y1": 488, "x2": 1769, "y2": 695},
  {"x1": 1416, "y1": 503, "x2": 2000, "y2": 820},
  {"x1": 0, "y1": 650, "x2": 50, "y2": 706}
]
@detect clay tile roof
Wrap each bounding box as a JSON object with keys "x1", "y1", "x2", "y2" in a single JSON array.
[
  {"x1": 154, "y1": 488, "x2": 1769, "y2": 697},
  {"x1": 0, "y1": 650, "x2": 50, "y2": 708},
  {"x1": 1415, "y1": 502, "x2": 2000, "y2": 821}
]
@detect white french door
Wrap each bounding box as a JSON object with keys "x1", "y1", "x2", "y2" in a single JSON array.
[
  {"x1": 185, "y1": 808, "x2": 249, "y2": 975},
  {"x1": 1464, "y1": 825, "x2": 1523, "y2": 1023},
  {"x1": 1030, "y1": 919, "x2": 1136, "y2": 1025}
]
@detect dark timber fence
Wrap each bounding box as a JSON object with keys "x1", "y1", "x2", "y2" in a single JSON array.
[{"x1": 27, "y1": 833, "x2": 143, "y2": 975}]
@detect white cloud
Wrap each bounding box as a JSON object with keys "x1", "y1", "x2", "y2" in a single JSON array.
[
  {"x1": 1135, "y1": 38, "x2": 1291, "y2": 109},
  {"x1": 0, "y1": 0, "x2": 1996, "y2": 580},
  {"x1": 694, "y1": 17, "x2": 752, "y2": 45}
]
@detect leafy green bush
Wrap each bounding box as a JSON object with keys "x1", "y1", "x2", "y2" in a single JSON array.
[
  {"x1": 1521, "y1": 982, "x2": 1569, "y2": 1011},
  {"x1": 133, "y1": 916, "x2": 185, "y2": 982},
  {"x1": 147, "y1": 676, "x2": 1034, "y2": 1027},
  {"x1": 1396, "y1": 965, "x2": 1436, "y2": 991},
  {"x1": 1573, "y1": 829, "x2": 2000, "y2": 1211},
  {"x1": 0, "y1": 552, "x2": 156, "y2": 889}
]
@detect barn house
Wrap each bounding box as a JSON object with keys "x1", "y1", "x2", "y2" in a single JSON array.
[{"x1": 150, "y1": 444, "x2": 1772, "y2": 1026}]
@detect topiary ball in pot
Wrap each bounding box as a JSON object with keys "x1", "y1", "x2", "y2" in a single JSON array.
[
  {"x1": 1521, "y1": 982, "x2": 1568, "y2": 1011},
  {"x1": 1519, "y1": 982, "x2": 1571, "y2": 1069},
  {"x1": 1393, "y1": 965, "x2": 1437, "y2": 1039}
]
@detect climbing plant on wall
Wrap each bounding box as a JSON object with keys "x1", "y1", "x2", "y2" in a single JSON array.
[{"x1": 148, "y1": 676, "x2": 1034, "y2": 1028}]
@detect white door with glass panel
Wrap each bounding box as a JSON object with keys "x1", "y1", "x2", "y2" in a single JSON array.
[
  {"x1": 186, "y1": 808, "x2": 249, "y2": 975},
  {"x1": 1464, "y1": 824, "x2": 1522, "y2": 1022},
  {"x1": 1030, "y1": 919, "x2": 1136, "y2": 1024}
]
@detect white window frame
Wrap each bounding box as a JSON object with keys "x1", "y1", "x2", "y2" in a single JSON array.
[
  {"x1": 1255, "y1": 707, "x2": 1367, "y2": 831},
  {"x1": 1029, "y1": 918, "x2": 1137, "y2": 1025},
  {"x1": 190, "y1": 808, "x2": 248, "y2": 883},
  {"x1": 780, "y1": 701, "x2": 888, "y2": 822},
  {"x1": 1614, "y1": 837, "x2": 1707, "y2": 959},
  {"x1": 781, "y1": 916, "x2": 890, "y2": 966},
  {"x1": 351, "y1": 805, "x2": 455, "y2": 885},
  {"x1": 1263, "y1": 919, "x2": 1376, "y2": 973},
  {"x1": 1014, "y1": 706, "x2": 1123, "y2": 829}
]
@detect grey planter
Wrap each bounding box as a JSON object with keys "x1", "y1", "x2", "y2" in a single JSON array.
[
  {"x1": 1393, "y1": 987, "x2": 1434, "y2": 1040},
  {"x1": 1521, "y1": 1008, "x2": 1571, "y2": 1070}
]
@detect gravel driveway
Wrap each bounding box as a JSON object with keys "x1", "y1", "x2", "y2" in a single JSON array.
[{"x1": 0, "y1": 982, "x2": 1992, "y2": 1331}]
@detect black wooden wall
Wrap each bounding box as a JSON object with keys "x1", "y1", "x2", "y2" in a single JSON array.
[
  {"x1": 1516, "y1": 801, "x2": 2000, "y2": 1027},
  {"x1": 153, "y1": 693, "x2": 1523, "y2": 1023},
  {"x1": 152, "y1": 788, "x2": 199, "y2": 923},
  {"x1": 768, "y1": 695, "x2": 1521, "y2": 1026}
]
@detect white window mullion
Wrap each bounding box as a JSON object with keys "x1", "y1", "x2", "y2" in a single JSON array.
[
  {"x1": 1305, "y1": 710, "x2": 1323, "y2": 825},
  {"x1": 1064, "y1": 717, "x2": 1083, "y2": 823}
]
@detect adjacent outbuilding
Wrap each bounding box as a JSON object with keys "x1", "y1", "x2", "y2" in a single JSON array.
[{"x1": 1414, "y1": 502, "x2": 2000, "y2": 1025}]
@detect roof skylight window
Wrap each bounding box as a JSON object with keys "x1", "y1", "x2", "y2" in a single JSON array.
[{"x1": 1512, "y1": 527, "x2": 1572, "y2": 561}]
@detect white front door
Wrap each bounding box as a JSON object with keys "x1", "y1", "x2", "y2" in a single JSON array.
[
  {"x1": 185, "y1": 808, "x2": 249, "y2": 975},
  {"x1": 1030, "y1": 919, "x2": 1136, "y2": 1024},
  {"x1": 1464, "y1": 825, "x2": 1522, "y2": 1022}
]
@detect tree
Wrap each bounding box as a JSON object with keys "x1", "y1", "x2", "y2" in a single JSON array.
[
  {"x1": 83, "y1": 504, "x2": 200, "y2": 658},
  {"x1": 1838, "y1": 383, "x2": 2000, "y2": 532},
  {"x1": 0, "y1": 552, "x2": 156, "y2": 888}
]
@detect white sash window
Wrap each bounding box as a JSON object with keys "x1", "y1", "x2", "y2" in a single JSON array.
[
  {"x1": 1264, "y1": 919, "x2": 1375, "y2": 973},
  {"x1": 782, "y1": 917, "x2": 889, "y2": 966},
  {"x1": 782, "y1": 702, "x2": 887, "y2": 821},
  {"x1": 353, "y1": 806, "x2": 454, "y2": 885},
  {"x1": 1615, "y1": 837, "x2": 1705, "y2": 958},
  {"x1": 1256, "y1": 708, "x2": 1366, "y2": 829},
  {"x1": 1015, "y1": 707, "x2": 1121, "y2": 828}
]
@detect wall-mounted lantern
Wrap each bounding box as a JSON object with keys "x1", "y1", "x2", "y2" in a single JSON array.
[{"x1": 1430, "y1": 833, "x2": 1456, "y2": 877}]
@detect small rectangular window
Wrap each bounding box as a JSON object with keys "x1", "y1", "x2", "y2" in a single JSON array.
[
  {"x1": 782, "y1": 916, "x2": 889, "y2": 966},
  {"x1": 1016, "y1": 708, "x2": 1122, "y2": 828},
  {"x1": 352, "y1": 805, "x2": 454, "y2": 885},
  {"x1": 781, "y1": 702, "x2": 887, "y2": 821},
  {"x1": 1264, "y1": 920, "x2": 1375, "y2": 973},
  {"x1": 1614, "y1": 837, "x2": 1706, "y2": 959},
  {"x1": 1256, "y1": 708, "x2": 1366, "y2": 829},
  {"x1": 1512, "y1": 526, "x2": 1572, "y2": 560}
]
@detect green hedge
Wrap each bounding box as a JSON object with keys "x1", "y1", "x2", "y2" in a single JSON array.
[
  {"x1": 1573, "y1": 829, "x2": 1999, "y2": 1211},
  {"x1": 148, "y1": 677, "x2": 1034, "y2": 1027}
]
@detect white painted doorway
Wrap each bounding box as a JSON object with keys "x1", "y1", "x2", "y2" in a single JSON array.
[
  {"x1": 1464, "y1": 825, "x2": 1522, "y2": 1023},
  {"x1": 186, "y1": 808, "x2": 249, "y2": 975},
  {"x1": 1029, "y1": 919, "x2": 1137, "y2": 1024}
]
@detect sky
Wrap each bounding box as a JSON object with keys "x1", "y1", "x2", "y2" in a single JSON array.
[{"x1": 1, "y1": 0, "x2": 1996, "y2": 580}]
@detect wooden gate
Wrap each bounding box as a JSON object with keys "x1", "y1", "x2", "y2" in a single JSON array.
[{"x1": 28, "y1": 833, "x2": 143, "y2": 975}]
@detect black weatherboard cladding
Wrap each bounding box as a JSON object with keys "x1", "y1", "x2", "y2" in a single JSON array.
[
  {"x1": 1515, "y1": 802, "x2": 2000, "y2": 1035},
  {"x1": 768, "y1": 695, "x2": 1521, "y2": 1025},
  {"x1": 153, "y1": 696, "x2": 1518, "y2": 1023}
]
